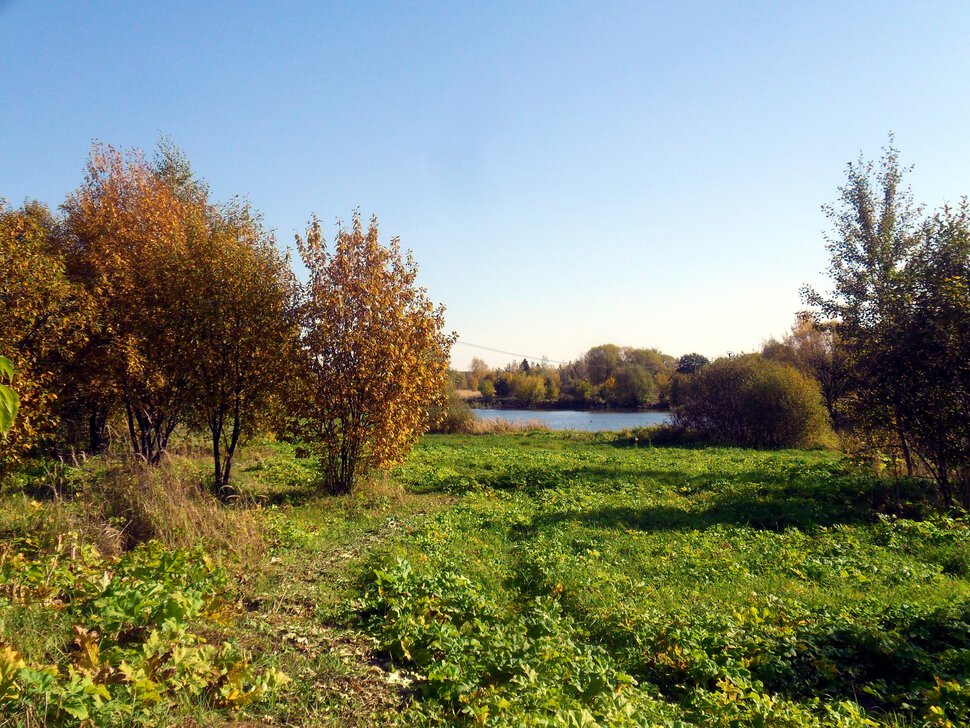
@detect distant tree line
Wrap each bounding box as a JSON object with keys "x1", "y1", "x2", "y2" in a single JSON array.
[
  {"x1": 1, "y1": 141, "x2": 453, "y2": 495},
  {"x1": 453, "y1": 345, "x2": 690, "y2": 409}
]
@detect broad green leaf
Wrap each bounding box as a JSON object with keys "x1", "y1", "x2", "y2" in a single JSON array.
[
  {"x1": 0, "y1": 356, "x2": 12, "y2": 383},
  {"x1": 0, "y1": 384, "x2": 19, "y2": 437}
]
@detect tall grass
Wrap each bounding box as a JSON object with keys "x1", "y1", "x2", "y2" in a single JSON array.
[
  {"x1": 2, "y1": 452, "x2": 263, "y2": 558},
  {"x1": 465, "y1": 416, "x2": 550, "y2": 434},
  {"x1": 86, "y1": 455, "x2": 263, "y2": 556}
]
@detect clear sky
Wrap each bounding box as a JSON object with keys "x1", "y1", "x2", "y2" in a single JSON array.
[{"x1": 3, "y1": 1, "x2": 970, "y2": 369}]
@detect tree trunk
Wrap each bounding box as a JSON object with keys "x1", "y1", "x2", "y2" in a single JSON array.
[
  {"x1": 87, "y1": 407, "x2": 109, "y2": 454},
  {"x1": 211, "y1": 422, "x2": 223, "y2": 497},
  {"x1": 219, "y1": 410, "x2": 242, "y2": 501},
  {"x1": 124, "y1": 400, "x2": 140, "y2": 458},
  {"x1": 897, "y1": 427, "x2": 914, "y2": 477},
  {"x1": 210, "y1": 407, "x2": 241, "y2": 502}
]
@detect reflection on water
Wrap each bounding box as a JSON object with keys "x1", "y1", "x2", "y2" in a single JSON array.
[{"x1": 472, "y1": 408, "x2": 671, "y2": 432}]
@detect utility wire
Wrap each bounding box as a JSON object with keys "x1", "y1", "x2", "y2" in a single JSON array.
[{"x1": 455, "y1": 340, "x2": 567, "y2": 365}]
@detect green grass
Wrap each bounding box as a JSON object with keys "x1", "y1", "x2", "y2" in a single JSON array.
[
  {"x1": 2, "y1": 433, "x2": 969, "y2": 726},
  {"x1": 355, "y1": 434, "x2": 970, "y2": 726}
]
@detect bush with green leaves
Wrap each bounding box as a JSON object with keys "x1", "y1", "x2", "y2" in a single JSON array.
[{"x1": 672, "y1": 354, "x2": 833, "y2": 448}]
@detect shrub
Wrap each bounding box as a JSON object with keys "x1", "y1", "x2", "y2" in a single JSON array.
[
  {"x1": 291, "y1": 212, "x2": 455, "y2": 494},
  {"x1": 672, "y1": 354, "x2": 833, "y2": 448},
  {"x1": 428, "y1": 389, "x2": 476, "y2": 434}
]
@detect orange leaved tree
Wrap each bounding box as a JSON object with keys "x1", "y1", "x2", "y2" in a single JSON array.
[
  {"x1": 293, "y1": 212, "x2": 455, "y2": 494},
  {"x1": 62, "y1": 143, "x2": 199, "y2": 463},
  {"x1": 63, "y1": 141, "x2": 299, "y2": 490}
]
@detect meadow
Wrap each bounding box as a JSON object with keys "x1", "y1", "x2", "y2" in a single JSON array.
[{"x1": 2, "y1": 432, "x2": 969, "y2": 726}]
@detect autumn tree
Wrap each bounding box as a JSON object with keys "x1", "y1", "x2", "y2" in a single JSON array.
[
  {"x1": 61, "y1": 144, "x2": 201, "y2": 463},
  {"x1": 0, "y1": 202, "x2": 90, "y2": 474},
  {"x1": 469, "y1": 357, "x2": 489, "y2": 391},
  {"x1": 181, "y1": 199, "x2": 300, "y2": 498},
  {"x1": 511, "y1": 372, "x2": 546, "y2": 404},
  {"x1": 292, "y1": 212, "x2": 455, "y2": 494},
  {"x1": 155, "y1": 144, "x2": 301, "y2": 494},
  {"x1": 61, "y1": 141, "x2": 297, "y2": 488}
]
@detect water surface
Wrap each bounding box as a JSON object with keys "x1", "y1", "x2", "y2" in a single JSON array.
[{"x1": 472, "y1": 408, "x2": 671, "y2": 432}]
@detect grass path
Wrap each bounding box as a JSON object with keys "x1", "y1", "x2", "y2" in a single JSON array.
[{"x1": 233, "y1": 485, "x2": 451, "y2": 726}]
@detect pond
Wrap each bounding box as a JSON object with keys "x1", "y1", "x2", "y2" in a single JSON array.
[{"x1": 472, "y1": 408, "x2": 672, "y2": 432}]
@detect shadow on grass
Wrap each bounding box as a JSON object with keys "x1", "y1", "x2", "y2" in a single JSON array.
[
  {"x1": 527, "y1": 494, "x2": 869, "y2": 533},
  {"x1": 629, "y1": 600, "x2": 970, "y2": 718},
  {"x1": 513, "y1": 468, "x2": 929, "y2": 533},
  {"x1": 243, "y1": 488, "x2": 322, "y2": 507},
  {"x1": 778, "y1": 602, "x2": 970, "y2": 712}
]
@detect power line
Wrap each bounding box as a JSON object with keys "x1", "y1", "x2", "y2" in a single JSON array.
[{"x1": 455, "y1": 340, "x2": 567, "y2": 365}]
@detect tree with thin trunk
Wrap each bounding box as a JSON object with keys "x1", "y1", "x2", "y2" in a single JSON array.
[
  {"x1": 805, "y1": 137, "x2": 970, "y2": 506},
  {"x1": 183, "y1": 200, "x2": 299, "y2": 499},
  {"x1": 292, "y1": 212, "x2": 455, "y2": 494}
]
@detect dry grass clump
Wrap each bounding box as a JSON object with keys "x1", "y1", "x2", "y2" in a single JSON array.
[
  {"x1": 466, "y1": 417, "x2": 550, "y2": 435},
  {"x1": 354, "y1": 471, "x2": 406, "y2": 500},
  {"x1": 82, "y1": 455, "x2": 264, "y2": 557},
  {"x1": 3, "y1": 455, "x2": 265, "y2": 559}
]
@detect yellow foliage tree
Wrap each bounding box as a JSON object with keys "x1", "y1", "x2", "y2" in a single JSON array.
[
  {"x1": 293, "y1": 212, "x2": 455, "y2": 493},
  {"x1": 0, "y1": 203, "x2": 90, "y2": 474}
]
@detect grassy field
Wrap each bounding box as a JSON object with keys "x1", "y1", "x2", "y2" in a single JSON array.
[{"x1": 2, "y1": 433, "x2": 969, "y2": 726}]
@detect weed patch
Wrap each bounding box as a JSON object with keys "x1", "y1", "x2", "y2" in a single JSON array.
[{"x1": 0, "y1": 540, "x2": 287, "y2": 725}]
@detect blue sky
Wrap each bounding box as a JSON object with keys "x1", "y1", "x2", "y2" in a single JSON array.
[{"x1": 3, "y1": 1, "x2": 970, "y2": 368}]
